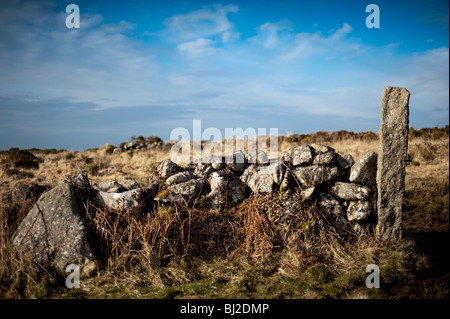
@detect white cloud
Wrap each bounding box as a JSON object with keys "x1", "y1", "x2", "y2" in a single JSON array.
[
  {"x1": 255, "y1": 20, "x2": 293, "y2": 48},
  {"x1": 281, "y1": 23, "x2": 356, "y2": 61},
  {"x1": 221, "y1": 30, "x2": 240, "y2": 43},
  {"x1": 177, "y1": 38, "x2": 220, "y2": 58},
  {"x1": 330, "y1": 22, "x2": 353, "y2": 39},
  {"x1": 162, "y1": 4, "x2": 238, "y2": 40}
]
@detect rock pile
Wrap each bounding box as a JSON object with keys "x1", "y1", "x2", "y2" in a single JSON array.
[{"x1": 111, "y1": 137, "x2": 171, "y2": 154}]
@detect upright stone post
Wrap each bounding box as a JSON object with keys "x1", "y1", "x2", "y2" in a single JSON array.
[{"x1": 376, "y1": 87, "x2": 410, "y2": 240}]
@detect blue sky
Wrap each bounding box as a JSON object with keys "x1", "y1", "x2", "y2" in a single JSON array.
[{"x1": 0, "y1": 0, "x2": 448, "y2": 150}]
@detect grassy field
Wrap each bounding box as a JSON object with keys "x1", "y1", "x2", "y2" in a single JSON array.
[{"x1": 0, "y1": 127, "x2": 448, "y2": 299}]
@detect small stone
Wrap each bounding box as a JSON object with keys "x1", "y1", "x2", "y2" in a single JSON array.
[
  {"x1": 301, "y1": 187, "x2": 315, "y2": 200},
  {"x1": 65, "y1": 173, "x2": 90, "y2": 190},
  {"x1": 154, "y1": 194, "x2": 184, "y2": 205},
  {"x1": 256, "y1": 151, "x2": 269, "y2": 165},
  {"x1": 240, "y1": 161, "x2": 286, "y2": 194},
  {"x1": 93, "y1": 181, "x2": 126, "y2": 193},
  {"x1": 225, "y1": 151, "x2": 247, "y2": 173},
  {"x1": 210, "y1": 156, "x2": 225, "y2": 170},
  {"x1": 245, "y1": 153, "x2": 255, "y2": 164},
  {"x1": 208, "y1": 170, "x2": 247, "y2": 210},
  {"x1": 290, "y1": 145, "x2": 314, "y2": 166},
  {"x1": 212, "y1": 161, "x2": 224, "y2": 170},
  {"x1": 96, "y1": 188, "x2": 142, "y2": 211},
  {"x1": 318, "y1": 192, "x2": 345, "y2": 217},
  {"x1": 310, "y1": 143, "x2": 335, "y2": 154},
  {"x1": 293, "y1": 166, "x2": 341, "y2": 188},
  {"x1": 166, "y1": 172, "x2": 190, "y2": 185},
  {"x1": 168, "y1": 179, "x2": 204, "y2": 197},
  {"x1": 337, "y1": 154, "x2": 355, "y2": 169},
  {"x1": 280, "y1": 167, "x2": 292, "y2": 191},
  {"x1": 330, "y1": 182, "x2": 372, "y2": 201},
  {"x1": 313, "y1": 152, "x2": 339, "y2": 166},
  {"x1": 120, "y1": 179, "x2": 140, "y2": 191},
  {"x1": 347, "y1": 200, "x2": 374, "y2": 223},
  {"x1": 157, "y1": 160, "x2": 183, "y2": 179}
]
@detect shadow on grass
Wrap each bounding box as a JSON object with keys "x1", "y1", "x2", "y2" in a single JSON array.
[{"x1": 398, "y1": 230, "x2": 450, "y2": 298}]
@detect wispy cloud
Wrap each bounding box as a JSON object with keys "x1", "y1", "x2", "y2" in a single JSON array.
[
  {"x1": 162, "y1": 4, "x2": 238, "y2": 40},
  {"x1": 177, "y1": 38, "x2": 221, "y2": 58},
  {"x1": 281, "y1": 23, "x2": 358, "y2": 61},
  {"x1": 255, "y1": 20, "x2": 293, "y2": 48}
]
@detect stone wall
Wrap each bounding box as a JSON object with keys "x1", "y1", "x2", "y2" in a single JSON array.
[
  {"x1": 150, "y1": 143, "x2": 378, "y2": 236},
  {"x1": 11, "y1": 142, "x2": 380, "y2": 276}
]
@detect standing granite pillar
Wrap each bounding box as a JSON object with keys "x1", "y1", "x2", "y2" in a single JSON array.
[{"x1": 376, "y1": 87, "x2": 410, "y2": 240}]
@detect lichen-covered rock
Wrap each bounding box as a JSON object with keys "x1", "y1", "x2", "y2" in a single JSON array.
[
  {"x1": 157, "y1": 160, "x2": 183, "y2": 179},
  {"x1": 65, "y1": 173, "x2": 90, "y2": 190},
  {"x1": 347, "y1": 200, "x2": 374, "y2": 223},
  {"x1": 292, "y1": 166, "x2": 341, "y2": 187},
  {"x1": 330, "y1": 182, "x2": 372, "y2": 201},
  {"x1": 208, "y1": 170, "x2": 247, "y2": 210},
  {"x1": 166, "y1": 172, "x2": 191, "y2": 185},
  {"x1": 240, "y1": 161, "x2": 286, "y2": 194},
  {"x1": 96, "y1": 188, "x2": 142, "y2": 211},
  {"x1": 286, "y1": 145, "x2": 314, "y2": 166},
  {"x1": 310, "y1": 143, "x2": 335, "y2": 154},
  {"x1": 93, "y1": 181, "x2": 126, "y2": 193},
  {"x1": 168, "y1": 179, "x2": 205, "y2": 197},
  {"x1": 376, "y1": 87, "x2": 410, "y2": 241},
  {"x1": 318, "y1": 192, "x2": 345, "y2": 217},
  {"x1": 196, "y1": 155, "x2": 224, "y2": 170},
  {"x1": 313, "y1": 152, "x2": 339, "y2": 166},
  {"x1": 350, "y1": 151, "x2": 378, "y2": 186},
  {"x1": 11, "y1": 182, "x2": 96, "y2": 277},
  {"x1": 120, "y1": 179, "x2": 140, "y2": 190},
  {"x1": 194, "y1": 162, "x2": 214, "y2": 178},
  {"x1": 301, "y1": 187, "x2": 315, "y2": 200},
  {"x1": 337, "y1": 154, "x2": 355, "y2": 169},
  {"x1": 256, "y1": 150, "x2": 269, "y2": 165},
  {"x1": 225, "y1": 151, "x2": 247, "y2": 173}
]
